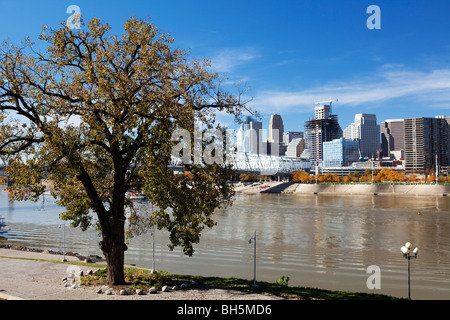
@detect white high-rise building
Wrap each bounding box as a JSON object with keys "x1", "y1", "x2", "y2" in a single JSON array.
[
  {"x1": 236, "y1": 116, "x2": 263, "y2": 154},
  {"x1": 343, "y1": 113, "x2": 380, "y2": 159},
  {"x1": 314, "y1": 105, "x2": 330, "y2": 120}
]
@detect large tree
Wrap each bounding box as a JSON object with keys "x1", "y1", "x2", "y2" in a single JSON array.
[{"x1": 0, "y1": 17, "x2": 249, "y2": 285}]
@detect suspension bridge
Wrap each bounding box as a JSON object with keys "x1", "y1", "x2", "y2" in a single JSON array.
[
  {"x1": 0, "y1": 152, "x2": 310, "y2": 181},
  {"x1": 169, "y1": 152, "x2": 310, "y2": 176}
]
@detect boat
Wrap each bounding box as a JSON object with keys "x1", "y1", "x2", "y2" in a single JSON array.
[
  {"x1": 126, "y1": 191, "x2": 148, "y2": 201},
  {"x1": 0, "y1": 216, "x2": 8, "y2": 234}
]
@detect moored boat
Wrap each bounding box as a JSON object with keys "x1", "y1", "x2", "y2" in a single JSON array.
[
  {"x1": 0, "y1": 216, "x2": 8, "y2": 234},
  {"x1": 126, "y1": 191, "x2": 148, "y2": 201}
]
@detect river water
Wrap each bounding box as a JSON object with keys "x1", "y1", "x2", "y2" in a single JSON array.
[{"x1": 1, "y1": 188, "x2": 449, "y2": 300}]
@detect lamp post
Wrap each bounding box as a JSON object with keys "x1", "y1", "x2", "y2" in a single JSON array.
[
  {"x1": 150, "y1": 224, "x2": 156, "y2": 274},
  {"x1": 59, "y1": 221, "x2": 67, "y2": 262},
  {"x1": 401, "y1": 242, "x2": 418, "y2": 300},
  {"x1": 148, "y1": 202, "x2": 156, "y2": 274},
  {"x1": 371, "y1": 160, "x2": 374, "y2": 184},
  {"x1": 248, "y1": 231, "x2": 258, "y2": 290},
  {"x1": 436, "y1": 153, "x2": 438, "y2": 184}
]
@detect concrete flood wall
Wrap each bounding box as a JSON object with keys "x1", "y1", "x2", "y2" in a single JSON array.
[{"x1": 290, "y1": 184, "x2": 449, "y2": 196}]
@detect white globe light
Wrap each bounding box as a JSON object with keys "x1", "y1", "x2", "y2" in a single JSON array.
[
  {"x1": 405, "y1": 242, "x2": 412, "y2": 249},
  {"x1": 413, "y1": 248, "x2": 419, "y2": 254},
  {"x1": 401, "y1": 246, "x2": 409, "y2": 254}
]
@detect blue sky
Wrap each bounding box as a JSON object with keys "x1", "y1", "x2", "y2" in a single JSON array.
[{"x1": 1, "y1": 0, "x2": 450, "y2": 132}]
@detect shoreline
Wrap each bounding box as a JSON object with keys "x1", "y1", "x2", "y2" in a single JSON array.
[
  {"x1": 0, "y1": 246, "x2": 398, "y2": 301},
  {"x1": 3, "y1": 181, "x2": 448, "y2": 197},
  {"x1": 235, "y1": 182, "x2": 450, "y2": 196},
  {"x1": 0, "y1": 247, "x2": 288, "y2": 300}
]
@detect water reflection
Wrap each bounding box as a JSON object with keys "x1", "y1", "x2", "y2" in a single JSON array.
[{"x1": 1, "y1": 189, "x2": 450, "y2": 299}]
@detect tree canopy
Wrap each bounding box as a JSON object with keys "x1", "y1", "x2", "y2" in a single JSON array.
[{"x1": 0, "y1": 17, "x2": 250, "y2": 284}]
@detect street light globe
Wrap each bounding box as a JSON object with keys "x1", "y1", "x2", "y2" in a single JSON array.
[
  {"x1": 401, "y1": 246, "x2": 409, "y2": 254},
  {"x1": 413, "y1": 247, "x2": 418, "y2": 255},
  {"x1": 405, "y1": 242, "x2": 412, "y2": 249}
]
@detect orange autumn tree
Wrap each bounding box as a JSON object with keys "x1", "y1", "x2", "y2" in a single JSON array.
[{"x1": 291, "y1": 170, "x2": 313, "y2": 183}]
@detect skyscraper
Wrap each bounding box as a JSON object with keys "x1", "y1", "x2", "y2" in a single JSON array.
[
  {"x1": 236, "y1": 116, "x2": 263, "y2": 154},
  {"x1": 315, "y1": 104, "x2": 330, "y2": 120},
  {"x1": 343, "y1": 113, "x2": 380, "y2": 159},
  {"x1": 381, "y1": 119, "x2": 404, "y2": 159},
  {"x1": 267, "y1": 113, "x2": 285, "y2": 156},
  {"x1": 404, "y1": 116, "x2": 450, "y2": 173},
  {"x1": 268, "y1": 114, "x2": 284, "y2": 144},
  {"x1": 304, "y1": 104, "x2": 343, "y2": 164}
]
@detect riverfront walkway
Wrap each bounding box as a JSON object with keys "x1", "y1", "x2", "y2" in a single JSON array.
[{"x1": 0, "y1": 248, "x2": 285, "y2": 300}]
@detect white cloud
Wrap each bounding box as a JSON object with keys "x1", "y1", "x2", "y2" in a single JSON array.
[
  {"x1": 250, "y1": 68, "x2": 450, "y2": 114},
  {"x1": 210, "y1": 47, "x2": 261, "y2": 73},
  {"x1": 380, "y1": 63, "x2": 405, "y2": 69}
]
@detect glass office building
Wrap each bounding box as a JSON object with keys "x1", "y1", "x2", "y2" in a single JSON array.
[
  {"x1": 343, "y1": 113, "x2": 380, "y2": 159},
  {"x1": 323, "y1": 138, "x2": 360, "y2": 168}
]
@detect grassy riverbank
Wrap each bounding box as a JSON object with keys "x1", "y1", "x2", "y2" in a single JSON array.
[
  {"x1": 117, "y1": 269, "x2": 399, "y2": 300},
  {"x1": 81, "y1": 262, "x2": 401, "y2": 300}
]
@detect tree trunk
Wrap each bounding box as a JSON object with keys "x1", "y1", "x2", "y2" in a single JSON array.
[
  {"x1": 100, "y1": 157, "x2": 129, "y2": 286},
  {"x1": 100, "y1": 216, "x2": 128, "y2": 285}
]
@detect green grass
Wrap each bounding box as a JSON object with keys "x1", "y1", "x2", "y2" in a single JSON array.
[{"x1": 81, "y1": 266, "x2": 400, "y2": 300}]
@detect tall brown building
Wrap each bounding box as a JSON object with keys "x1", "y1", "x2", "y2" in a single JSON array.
[
  {"x1": 268, "y1": 114, "x2": 284, "y2": 144},
  {"x1": 267, "y1": 114, "x2": 285, "y2": 156},
  {"x1": 404, "y1": 116, "x2": 450, "y2": 173}
]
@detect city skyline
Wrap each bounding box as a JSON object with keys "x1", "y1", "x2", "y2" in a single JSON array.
[
  {"x1": 234, "y1": 108, "x2": 450, "y2": 174},
  {"x1": 1, "y1": 2, "x2": 450, "y2": 304},
  {"x1": 250, "y1": 108, "x2": 449, "y2": 143},
  {"x1": 1, "y1": 1, "x2": 450, "y2": 132}
]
